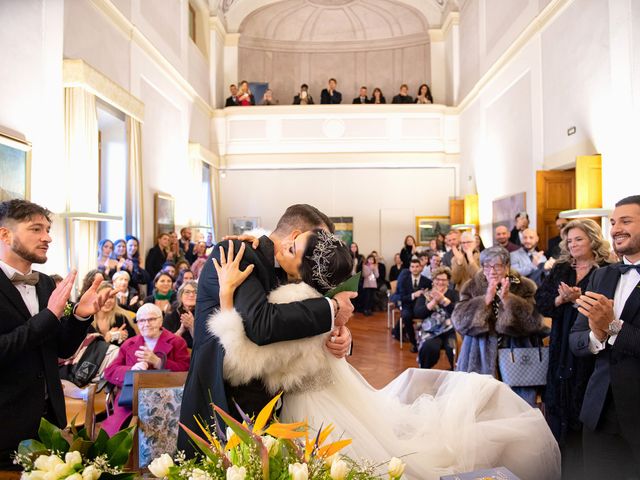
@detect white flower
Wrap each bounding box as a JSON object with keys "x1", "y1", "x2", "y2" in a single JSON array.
[
  {"x1": 324, "y1": 453, "x2": 337, "y2": 468},
  {"x1": 52, "y1": 461, "x2": 73, "y2": 478},
  {"x1": 148, "y1": 453, "x2": 174, "y2": 478},
  {"x1": 65, "y1": 451, "x2": 83, "y2": 467},
  {"x1": 82, "y1": 465, "x2": 102, "y2": 480},
  {"x1": 42, "y1": 472, "x2": 58, "y2": 480},
  {"x1": 21, "y1": 472, "x2": 45, "y2": 480},
  {"x1": 189, "y1": 468, "x2": 211, "y2": 480},
  {"x1": 261, "y1": 435, "x2": 277, "y2": 456},
  {"x1": 225, "y1": 427, "x2": 235, "y2": 443},
  {"x1": 66, "y1": 474, "x2": 83, "y2": 480},
  {"x1": 225, "y1": 465, "x2": 247, "y2": 480},
  {"x1": 288, "y1": 463, "x2": 309, "y2": 480},
  {"x1": 388, "y1": 457, "x2": 405, "y2": 479},
  {"x1": 33, "y1": 454, "x2": 52, "y2": 471},
  {"x1": 330, "y1": 459, "x2": 348, "y2": 480}
]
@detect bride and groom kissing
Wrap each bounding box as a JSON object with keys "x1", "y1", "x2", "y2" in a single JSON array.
[{"x1": 178, "y1": 204, "x2": 561, "y2": 480}]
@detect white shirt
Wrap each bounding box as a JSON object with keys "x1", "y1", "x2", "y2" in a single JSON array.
[
  {"x1": 0, "y1": 259, "x2": 39, "y2": 316},
  {"x1": 588, "y1": 257, "x2": 640, "y2": 353}
]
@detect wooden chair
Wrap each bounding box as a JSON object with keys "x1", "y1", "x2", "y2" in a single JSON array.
[
  {"x1": 386, "y1": 280, "x2": 398, "y2": 329},
  {"x1": 128, "y1": 371, "x2": 188, "y2": 471},
  {"x1": 63, "y1": 381, "x2": 106, "y2": 440}
]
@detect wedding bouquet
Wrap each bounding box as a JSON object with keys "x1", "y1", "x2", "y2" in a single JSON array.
[
  {"x1": 13, "y1": 418, "x2": 135, "y2": 480},
  {"x1": 149, "y1": 393, "x2": 406, "y2": 480}
]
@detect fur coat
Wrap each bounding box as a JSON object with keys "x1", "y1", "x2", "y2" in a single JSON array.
[
  {"x1": 208, "y1": 283, "x2": 332, "y2": 395},
  {"x1": 452, "y1": 270, "x2": 544, "y2": 377}
]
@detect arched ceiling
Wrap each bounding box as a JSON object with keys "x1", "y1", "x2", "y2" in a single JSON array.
[{"x1": 220, "y1": 0, "x2": 445, "y2": 33}]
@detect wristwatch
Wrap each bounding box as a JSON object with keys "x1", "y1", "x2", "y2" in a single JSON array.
[{"x1": 607, "y1": 318, "x2": 623, "y2": 336}]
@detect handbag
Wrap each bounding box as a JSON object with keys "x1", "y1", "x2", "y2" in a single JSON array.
[
  {"x1": 117, "y1": 369, "x2": 169, "y2": 407},
  {"x1": 498, "y1": 338, "x2": 549, "y2": 387}
]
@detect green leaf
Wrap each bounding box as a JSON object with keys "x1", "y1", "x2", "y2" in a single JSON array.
[
  {"x1": 69, "y1": 437, "x2": 93, "y2": 456},
  {"x1": 75, "y1": 427, "x2": 90, "y2": 441},
  {"x1": 324, "y1": 273, "x2": 361, "y2": 298},
  {"x1": 17, "y1": 439, "x2": 47, "y2": 456},
  {"x1": 87, "y1": 428, "x2": 108, "y2": 459},
  {"x1": 179, "y1": 422, "x2": 225, "y2": 465},
  {"x1": 105, "y1": 427, "x2": 135, "y2": 467},
  {"x1": 50, "y1": 428, "x2": 70, "y2": 453},
  {"x1": 37, "y1": 418, "x2": 59, "y2": 449},
  {"x1": 100, "y1": 473, "x2": 135, "y2": 480}
]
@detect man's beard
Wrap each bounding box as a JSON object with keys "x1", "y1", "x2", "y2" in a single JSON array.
[
  {"x1": 614, "y1": 234, "x2": 640, "y2": 258},
  {"x1": 12, "y1": 237, "x2": 47, "y2": 264}
]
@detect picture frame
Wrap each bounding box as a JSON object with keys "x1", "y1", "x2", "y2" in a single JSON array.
[
  {"x1": 492, "y1": 192, "x2": 527, "y2": 233},
  {"x1": 154, "y1": 193, "x2": 175, "y2": 239},
  {"x1": 416, "y1": 216, "x2": 450, "y2": 246},
  {"x1": 228, "y1": 216, "x2": 260, "y2": 236},
  {"x1": 329, "y1": 216, "x2": 353, "y2": 246},
  {"x1": 0, "y1": 130, "x2": 31, "y2": 201}
]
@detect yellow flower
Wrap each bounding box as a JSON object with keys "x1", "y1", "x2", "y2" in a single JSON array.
[
  {"x1": 330, "y1": 458, "x2": 348, "y2": 480},
  {"x1": 288, "y1": 463, "x2": 309, "y2": 480},
  {"x1": 388, "y1": 457, "x2": 405, "y2": 479},
  {"x1": 81, "y1": 465, "x2": 102, "y2": 480}
]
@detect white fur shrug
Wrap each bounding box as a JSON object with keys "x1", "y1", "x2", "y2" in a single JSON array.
[{"x1": 207, "y1": 283, "x2": 333, "y2": 394}]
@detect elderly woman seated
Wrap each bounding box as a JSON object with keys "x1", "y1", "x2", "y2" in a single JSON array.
[
  {"x1": 112, "y1": 270, "x2": 141, "y2": 313},
  {"x1": 452, "y1": 246, "x2": 546, "y2": 405},
  {"x1": 101, "y1": 303, "x2": 190, "y2": 436}
]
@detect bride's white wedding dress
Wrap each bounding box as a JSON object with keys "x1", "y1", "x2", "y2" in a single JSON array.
[{"x1": 209, "y1": 283, "x2": 560, "y2": 480}]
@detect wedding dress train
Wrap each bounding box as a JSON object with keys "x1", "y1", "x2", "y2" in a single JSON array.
[{"x1": 210, "y1": 283, "x2": 560, "y2": 480}]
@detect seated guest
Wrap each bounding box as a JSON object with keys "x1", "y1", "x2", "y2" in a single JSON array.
[
  {"x1": 510, "y1": 228, "x2": 548, "y2": 286},
  {"x1": 237, "y1": 80, "x2": 255, "y2": 106},
  {"x1": 293, "y1": 84, "x2": 314, "y2": 105},
  {"x1": 261, "y1": 89, "x2": 276, "y2": 105},
  {"x1": 175, "y1": 259, "x2": 191, "y2": 274},
  {"x1": 352, "y1": 86, "x2": 370, "y2": 104},
  {"x1": 392, "y1": 84, "x2": 413, "y2": 104},
  {"x1": 452, "y1": 246, "x2": 546, "y2": 405},
  {"x1": 163, "y1": 280, "x2": 197, "y2": 349},
  {"x1": 102, "y1": 304, "x2": 190, "y2": 436},
  {"x1": 143, "y1": 272, "x2": 177, "y2": 314},
  {"x1": 320, "y1": 78, "x2": 342, "y2": 104},
  {"x1": 168, "y1": 231, "x2": 182, "y2": 263},
  {"x1": 361, "y1": 254, "x2": 379, "y2": 316},
  {"x1": 417, "y1": 266, "x2": 459, "y2": 369},
  {"x1": 179, "y1": 227, "x2": 196, "y2": 263},
  {"x1": 389, "y1": 253, "x2": 403, "y2": 282},
  {"x1": 97, "y1": 239, "x2": 119, "y2": 278},
  {"x1": 441, "y1": 230, "x2": 461, "y2": 267},
  {"x1": 174, "y1": 269, "x2": 194, "y2": 291},
  {"x1": 225, "y1": 84, "x2": 240, "y2": 107},
  {"x1": 494, "y1": 224, "x2": 520, "y2": 252},
  {"x1": 161, "y1": 261, "x2": 177, "y2": 281},
  {"x1": 510, "y1": 211, "x2": 529, "y2": 246},
  {"x1": 370, "y1": 87, "x2": 386, "y2": 104},
  {"x1": 392, "y1": 258, "x2": 432, "y2": 352},
  {"x1": 547, "y1": 215, "x2": 569, "y2": 259},
  {"x1": 112, "y1": 270, "x2": 141, "y2": 312},
  {"x1": 91, "y1": 282, "x2": 137, "y2": 344},
  {"x1": 80, "y1": 269, "x2": 103, "y2": 296},
  {"x1": 112, "y1": 238, "x2": 128, "y2": 269},
  {"x1": 451, "y1": 231, "x2": 480, "y2": 291},
  {"x1": 415, "y1": 83, "x2": 433, "y2": 104},
  {"x1": 422, "y1": 251, "x2": 442, "y2": 280},
  {"x1": 400, "y1": 235, "x2": 418, "y2": 269},
  {"x1": 124, "y1": 235, "x2": 150, "y2": 293},
  {"x1": 145, "y1": 233, "x2": 170, "y2": 292}
]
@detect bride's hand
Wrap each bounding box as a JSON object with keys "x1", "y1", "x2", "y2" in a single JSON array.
[
  {"x1": 325, "y1": 325, "x2": 352, "y2": 358},
  {"x1": 222, "y1": 234, "x2": 260, "y2": 249},
  {"x1": 213, "y1": 241, "x2": 255, "y2": 298}
]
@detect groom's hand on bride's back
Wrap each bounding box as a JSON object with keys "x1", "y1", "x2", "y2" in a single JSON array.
[{"x1": 334, "y1": 291, "x2": 357, "y2": 327}]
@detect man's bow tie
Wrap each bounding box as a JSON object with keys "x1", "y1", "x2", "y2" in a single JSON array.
[
  {"x1": 615, "y1": 263, "x2": 640, "y2": 274},
  {"x1": 11, "y1": 272, "x2": 39, "y2": 286}
]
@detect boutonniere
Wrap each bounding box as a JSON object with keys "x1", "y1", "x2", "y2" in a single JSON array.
[{"x1": 63, "y1": 301, "x2": 73, "y2": 317}]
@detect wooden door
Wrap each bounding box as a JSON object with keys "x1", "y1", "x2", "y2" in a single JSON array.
[
  {"x1": 536, "y1": 169, "x2": 576, "y2": 251},
  {"x1": 449, "y1": 198, "x2": 464, "y2": 226},
  {"x1": 576, "y1": 154, "x2": 602, "y2": 209}
]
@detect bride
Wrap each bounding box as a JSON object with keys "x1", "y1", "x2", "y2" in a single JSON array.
[{"x1": 209, "y1": 230, "x2": 560, "y2": 480}]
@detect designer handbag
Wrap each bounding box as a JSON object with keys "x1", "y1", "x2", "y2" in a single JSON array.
[{"x1": 498, "y1": 339, "x2": 549, "y2": 387}]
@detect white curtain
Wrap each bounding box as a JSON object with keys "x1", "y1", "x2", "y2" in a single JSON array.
[
  {"x1": 125, "y1": 117, "x2": 144, "y2": 245},
  {"x1": 64, "y1": 87, "x2": 99, "y2": 289}
]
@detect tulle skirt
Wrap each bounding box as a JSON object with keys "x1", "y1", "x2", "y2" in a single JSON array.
[{"x1": 282, "y1": 359, "x2": 560, "y2": 480}]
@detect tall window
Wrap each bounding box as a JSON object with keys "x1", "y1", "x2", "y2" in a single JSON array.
[
  {"x1": 188, "y1": 3, "x2": 196, "y2": 43},
  {"x1": 201, "y1": 163, "x2": 215, "y2": 243}
]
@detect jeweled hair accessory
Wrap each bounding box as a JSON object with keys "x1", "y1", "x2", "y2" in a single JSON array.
[{"x1": 309, "y1": 230, "x2": 344, "y2": 291}]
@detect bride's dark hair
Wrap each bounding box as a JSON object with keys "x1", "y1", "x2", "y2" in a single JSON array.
[{"x1": 299, "y1": 229, "x2": 353, "y2": 294}]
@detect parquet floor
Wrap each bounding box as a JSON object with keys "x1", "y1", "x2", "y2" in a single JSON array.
[{"x1": 346, "y1": 310, "x2": 451, "y2": 389}]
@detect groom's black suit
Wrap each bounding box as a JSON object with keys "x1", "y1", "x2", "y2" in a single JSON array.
[
  {"x1": 178, "y1": 237, "x2": 332, "y2": 457},
  {"x1": 569, "y1": 264, "x2": 640, "y2": 472},
  {"x1": 0, "y1": 269, "x2": 90, "y2": 468}
]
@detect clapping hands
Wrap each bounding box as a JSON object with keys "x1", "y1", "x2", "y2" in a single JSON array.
[{"x1": 134, "y1": 345, "x2": 161, "y2": 369}]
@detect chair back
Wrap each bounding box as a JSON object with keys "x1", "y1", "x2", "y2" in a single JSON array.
[
  {"x1": 389, "y1": 280, "x2": 398, "y2": 295},
  {"x1": 130, "y1": 371, "x2": 188, "y2": 470}
]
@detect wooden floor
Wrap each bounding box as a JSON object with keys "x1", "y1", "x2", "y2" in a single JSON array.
[{"x1": 346, "y1": 310, "x2": 451, "y2": 389}]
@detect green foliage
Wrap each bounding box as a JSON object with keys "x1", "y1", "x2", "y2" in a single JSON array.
[{"x1": 105, "y1": 427, "x2": 135, "y2": 467}]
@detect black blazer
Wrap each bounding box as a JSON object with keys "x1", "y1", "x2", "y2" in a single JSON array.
[
  {"x1": 0, "y1": 270, "x2": 91, "y2": 467},
  {"x1": 547, "y1": 235, "x2": 562, "y2": 259},
  {"x1": 370, "y1": 96, "x2": 386, "y2": 104},
  {"x1": 225, "y1": 96, "x2": 239, "y2": 107},
  {"x1": 320, "y1": 89, "x2": 342, "y2": 104},
  {"x1": 510, "y1": 227, "x2": 522, "y2": 246},
  {"x1": 392, "y1": 94, "x2": 414, "y2": 104},
  {"x1": 569, "y1": 265, "x2": 640, "y2": 446},
  {"x1": 396, "y1": 268, "x2": 431, "y2": 305},
  {"x1": 145, "y1": 245, "x2": 167, "y2": 291},
  {"x1": 352, "y1": 97, "x2": 371, "y2": 104},
  {"x1": 178, "y1": 237, "x2": 332, "y2": 457}
]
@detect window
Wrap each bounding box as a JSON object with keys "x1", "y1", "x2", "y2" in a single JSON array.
[
  {"x1": 188, "y1": 3, "x2": 196, "y2": 43},
  {"x1": 201, "y1": 162, "x2": 215, "y2": 243}
]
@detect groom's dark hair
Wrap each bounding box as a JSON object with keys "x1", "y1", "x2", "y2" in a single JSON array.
[{"x1": 273, "y1": 204, "x2": 335, "y2": 235}]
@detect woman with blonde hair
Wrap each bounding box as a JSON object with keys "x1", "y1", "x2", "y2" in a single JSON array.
[
  {"x1": 90, "y1": 282, "x2": 137, "y2": 344},
  {"x1": 535, "y1": 218, "x2": 612, "y2": 478}
]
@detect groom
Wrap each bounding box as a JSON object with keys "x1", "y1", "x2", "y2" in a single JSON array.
[{"x1": 178, "y1": 204, "x2": 355, "y2": 456}]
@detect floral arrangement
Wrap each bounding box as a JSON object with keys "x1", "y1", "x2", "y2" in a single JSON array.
[
  {"x1": 149, "y1": 393, "x2": 406, "y2": 480},
  {"x1": 14, "y1": 418, "x2": 135, "y2": 480}
]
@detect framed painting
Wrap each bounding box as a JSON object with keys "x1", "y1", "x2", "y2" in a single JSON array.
[
  {"x1": 0, "y1": 131, "x2": 31, "y2": 201},
  {"x1": 228, "y1": 217, "x2": 260, "y2": 236},
  {"x1": 154, "y1": 193, "x2": 175, "y2": 238},
  {"x1": 492, "y1": 192, "x2": 526, "y2": 233},
  {"x1": 329, "y1": 216, "x2": 353, "y2": 246},
  {"x1": 416, "y1": 216, "x2": 450, "y2": 245}
]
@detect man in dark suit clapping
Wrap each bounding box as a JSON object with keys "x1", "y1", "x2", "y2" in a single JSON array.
[
  {"x1": 392, "y1": 258, "x2": 432, "y2": 352},
  {"x1": 570, "y1": 195, "x2": 640, "y2": 478},
  {"x1": 0, "y1": 199, "x2": 114, "y2": 468},
  {"x1": 320, "y1": 78, "x2": 342, "y2": 104}
]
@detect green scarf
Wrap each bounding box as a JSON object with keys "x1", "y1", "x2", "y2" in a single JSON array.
[{"x1": 154, "y1": 290, "x2": 174, "y2": 301}]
